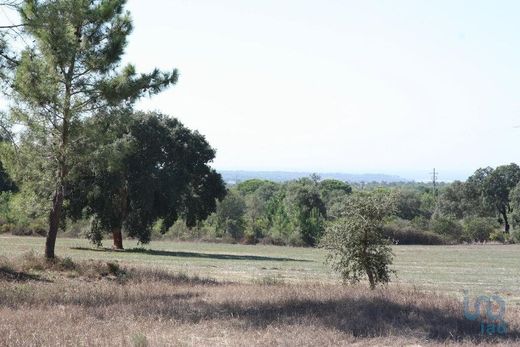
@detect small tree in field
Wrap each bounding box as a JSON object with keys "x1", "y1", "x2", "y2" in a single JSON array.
[{"x1": 320, "y1": 192, "x2": 396, "y2": 289}]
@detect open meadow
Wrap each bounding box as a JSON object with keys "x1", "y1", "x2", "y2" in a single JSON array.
[{"x1": 1, "y1": 236, "x2": 520, "y2": 346}]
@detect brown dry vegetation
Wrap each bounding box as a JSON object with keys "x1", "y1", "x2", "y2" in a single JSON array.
[{"x1": 0, "y1": 254, "x2": 519, "y2": 346}]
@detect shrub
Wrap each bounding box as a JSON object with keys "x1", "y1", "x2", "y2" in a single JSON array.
[
  {"x1": 10, "y1": 224, "x2": 46, "y2": 237},
  {"x1": 241, "y1": 218, "x2": 267, "y2": 244},
  {"x1": 288, "y1": 230, "x2": 306, "y2": 247},
  {"x1": 411, "y1": 216, "x2": 430, "y2": 230},
  {"x1": 508, "y1": 230, "x2": 520, "y2": 244},
  {"x1": 430, "y1": 216, "x2": 463, "y2": 241},
  {"x1": 61, "y1": 219, "x2": 90, "y2": 238},
  {"x1": 258, "y1": 235, "x2": 287, "y2": 246},
  {"x1": 166, "y1": 219, "x2": 192, "y2": 240},
  {"x1": 0, "y1": 223, "x2": 15, "y2": 234},
  {"x1": 131, "y1": 334, "x2": 148, "y2": 347},
  {"x1": 489, "y1": 230, "x2": 506, "y2": 243},
  {"x1": 462, "y1": 217, "x2": 497, "y2": 242},
  {"x1": 383, "y1": 219, "x2": 449, "y2": 245},
  {"x1": 60, "y1": 257, "x2": 76, "y2": 271}
]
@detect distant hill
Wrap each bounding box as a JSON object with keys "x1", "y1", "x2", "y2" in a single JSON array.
[{"x1": 218, "y1": 170, "x2": 409, "y2": 184}]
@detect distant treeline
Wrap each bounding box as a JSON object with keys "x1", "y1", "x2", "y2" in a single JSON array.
[
  {"x1": 2, "y1": 159, "x2": 520, "y2": 246},
  {"x1": 167, "y1": 163, "x2": 520, "y2": 246},
  {"x1": 219, "y1": 170, "x2": 407, "y2": 184}
]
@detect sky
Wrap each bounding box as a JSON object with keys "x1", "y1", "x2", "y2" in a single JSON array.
[{"x1": 5, "y1": 1, "x2": 520, "y2": 181}]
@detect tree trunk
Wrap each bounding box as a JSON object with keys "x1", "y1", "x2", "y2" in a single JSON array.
[
  {"x1": 366, "y1": 269, "x2": 375, "y2": 290},
  {"x1": 111, "y1": 181, "x2": 128, "y2": 250},
  {"x1": 502, "y1": 210, "x2": 510, "y2": 233},
  {"x1": 112, "y1": 227, "x2": 124, "y2": 250},
  {"x1": 361, "y1": 229, "x2": 375, "y2": 289},
  {"x1": 45, "y1": 187, "x2": 64, "y2": 259},
  {"x1": 45, "y1": 63, "x2": 73, "y2": 258}
]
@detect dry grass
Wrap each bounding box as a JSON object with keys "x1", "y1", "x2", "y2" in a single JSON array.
[{"x1": 0, "y1": 254, "x2": 519, "y2": 346}]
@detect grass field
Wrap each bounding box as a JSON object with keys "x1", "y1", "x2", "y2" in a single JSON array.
[
  {"x1": 1, "y1": 236, "x2": 519, "y2": 301},
  {"x1": 1, "y1": 236, "x2": 520, "y2": 346}
]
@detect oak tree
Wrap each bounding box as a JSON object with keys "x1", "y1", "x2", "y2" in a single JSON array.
[{"x1": 67, "y1": 111, "x2": 226, "y2": 249}]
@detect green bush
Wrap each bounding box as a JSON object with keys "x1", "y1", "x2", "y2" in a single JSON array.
[
  {"x1": 383, "y1": 219, "x2": 449, "y2": 245},
  {"x1": 462, "y1": 217, "x2": 497, "y2": 242},
  {"x1": 430, "y1": 216, "x2": 463, "y2": 241},
  {"x1": 61, "y1": 219, "x2": 91, "y2": 238},
  {"x1": 10, "y1": 224, "x2": 46, "y2": 237},
  {"x1": 508, "y1": 230, "x2": 520, "y2": 244},
  {"x1": 0, "y1": 223, "x2": 15, "y2": 234},
  {"x1": 489, "y1": 230, "x2": 506, "y2": 243},
  {"x1": 411, "y1": 216, "x2": 430, "y2": 230}
]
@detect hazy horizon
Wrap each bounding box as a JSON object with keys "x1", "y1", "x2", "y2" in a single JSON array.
[{"x1": 217, "y1": 168, "x2": 470, "y2": 183}]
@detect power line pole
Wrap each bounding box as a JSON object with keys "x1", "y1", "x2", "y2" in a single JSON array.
[{"x1": 431, "y1": 168, "x2": 438, "y2": 201}]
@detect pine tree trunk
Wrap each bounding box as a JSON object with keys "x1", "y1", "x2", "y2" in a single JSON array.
[
  {"x1": 45, "y1": 187, "x2": 64, "y2": 259},
  {"x1": 112, "y1": 227, "x2": 124, "y2": 250},
  {"x1": 44, "y1": 65, "x2": 72, "y2": 259}
]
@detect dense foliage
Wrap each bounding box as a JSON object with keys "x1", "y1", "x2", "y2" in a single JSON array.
[{"x1": 67, "y1": 110, "x2": 226, "y2": 249}]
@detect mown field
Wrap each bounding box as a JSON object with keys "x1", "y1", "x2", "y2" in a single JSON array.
[{"x1": 1, "y1": 236, "x2": 520, "y2": 346}]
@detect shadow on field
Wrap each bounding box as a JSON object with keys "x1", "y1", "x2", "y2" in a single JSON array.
[
  {"x1": 128, "y1": 295, "x2": 518, "y2": 342},
  {"x1": 224, "y1": 297, "x2": 517, "y2": 342},
  {"x1": 71, "y1": 247, "x2": 310, "y2": 262},
  {"x1": 1, "y1": 276, "x2": 518, "y2": 343},
  {"x1": 0, "y1": 266, "x2": 49, "y2": 283}
]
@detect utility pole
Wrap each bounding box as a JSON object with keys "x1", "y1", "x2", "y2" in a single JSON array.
[{"x1": 431, "y1": 168, "x2": 438, "y2": 201}]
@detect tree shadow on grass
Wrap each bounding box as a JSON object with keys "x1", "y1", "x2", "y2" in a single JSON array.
[
  {"x1": 71, "y1": 247, "x2": 311, "y2": 263},
  {"x1": 222, "y1": 297, "x2": 519, "y2": 342},
  {"x1": 2, "y1": 273, "x2": 517, "y2": 343},
  {"x1": 0, "y1": 266, "x2": 50, "y2": 283},
  {"x1": 131, "y1": 295, "x2": 520, "y2": 343}
]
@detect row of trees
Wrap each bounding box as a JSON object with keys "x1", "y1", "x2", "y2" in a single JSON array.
[
  {"x1": 3, "y1": 151, "x2": 520, "y2": 249},
  {"x1": 160, "y1": 164, "x2": 520, "y2": 247},
  {"x1": 438, "y1": 164, "x2": 520, "y2": 233}
]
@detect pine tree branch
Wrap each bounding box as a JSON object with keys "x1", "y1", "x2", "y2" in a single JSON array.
[
  {"x1": 0, "y1": 23, "x2": 23, "y2": 29},
  {"x1": 0, "y1": 51, "x2": 18, "y2": 65}
]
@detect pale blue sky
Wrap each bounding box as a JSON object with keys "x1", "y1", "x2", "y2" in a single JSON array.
[{"x1": 6, "y1": 1, "x2": 520, "y2": 181}]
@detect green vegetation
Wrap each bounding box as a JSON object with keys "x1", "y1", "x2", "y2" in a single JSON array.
[
  {"x1": 67, "y1": 110, "x2": 226, "y2": 249},
  {"x1": 1, "y1": 0, "x2": 178, "y2": 258},
  {"x1": 321, "y1": 192, "x2": 396, "y2": 288},
  {"x1": 0, "y1": 0, "x2": 221, "y2": 259}
]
